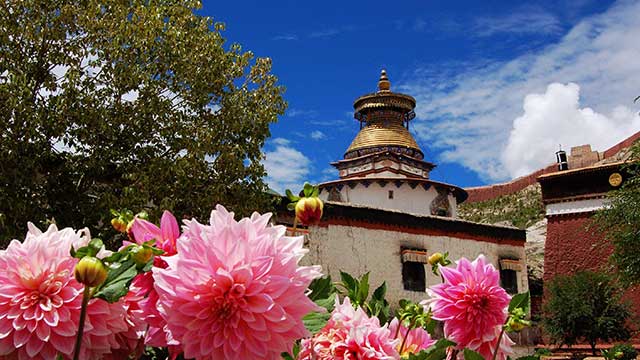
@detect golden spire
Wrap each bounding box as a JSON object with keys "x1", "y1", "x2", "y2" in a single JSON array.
[
  {"x1": 345, "y1": 70, "x2": 423, "y2": 160},
  {"x1": 378, "y1": 69, "x2": 391, "y2": 92}
]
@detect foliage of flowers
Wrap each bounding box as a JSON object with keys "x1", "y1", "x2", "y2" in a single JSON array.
[{"x1": 0, "y1": 185, "x2": 533, "y2": 359}]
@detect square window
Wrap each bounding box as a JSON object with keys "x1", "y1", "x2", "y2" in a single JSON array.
[
  {"x1": 402, "y1": 261, "x2": 426, "y2": 292},
  {"x1": 500, "y1": 269, "x2": 518, "y2": 294},
  {"x1": 388, "y1": 190, "x2": 394, "y2": 199}
]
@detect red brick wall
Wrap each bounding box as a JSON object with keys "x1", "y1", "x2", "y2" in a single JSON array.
[
  {"x1": 465, "y1": 164, "x2": 557, "y2": 203},
  {"x1": 544, "y1": 213, "x2": 640, "y2": 318}
]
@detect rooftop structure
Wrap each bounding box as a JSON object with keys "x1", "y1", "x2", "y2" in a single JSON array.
[{"x1": 319, "y1": 70, "x2": 467, "y2": 217}]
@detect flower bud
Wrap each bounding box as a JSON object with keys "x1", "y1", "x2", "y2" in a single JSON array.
[
  {"x1": 130, "y1": 245, "x2": 153, "y2": 266},
  {"x1": 428, "y1": 252, "x2": 444, "y2": 266},
  {"x1": 111, "y1": 218, "x2": 127, "y2": 233},
  {"x1": 75, "y1": 256, "x2": 108, "y2": 287},
  {"x1": 295, "y1": 197, "x2": 323, "y2": 226}
]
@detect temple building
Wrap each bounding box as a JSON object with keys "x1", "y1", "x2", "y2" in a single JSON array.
[
  {"x1": 318, "y1": 70, "x2": 465, "y2": 217},
  {"x1": 280, "y1": 71, "x2": 528, "y2": 306}
]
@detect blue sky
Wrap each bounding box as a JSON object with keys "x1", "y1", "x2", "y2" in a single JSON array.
[{"x1": 200, "y1": 0, "x2": 640, "y2": 193}]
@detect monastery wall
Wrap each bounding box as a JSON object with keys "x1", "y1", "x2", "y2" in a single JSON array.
[
  {"x1": 320, "y1": 182, "x2": 457, "y2": 218},
  {"x1": 544, "y1": 213, "x2": 640, "y2": 317},
  {"x1": 301, "y1": 223, "x2": 528, "y2": 307}
]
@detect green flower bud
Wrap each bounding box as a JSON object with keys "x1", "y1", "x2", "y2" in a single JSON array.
[
  {"x1": 74, "y1": 256, "x2": 108, "y2": 287},
  {"x1": 131, "y1": 245, "x2": 153, "y2": 266},
  {"x1": 428, "y1": 252, "x2": 444, "y2": 266}
]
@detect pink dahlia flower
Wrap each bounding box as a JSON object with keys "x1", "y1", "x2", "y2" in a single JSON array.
[
  {"x1": 127, "y1": 211, "x2": 182, "y2": 353},
  {"x1": 388, "y1": 318, "x2": 435, "y2": 356},
  {"x1": 0, "y1": 224, "x2": 133, "y2": 360},
  {"x1": 298, "y1": 297, "x2": 399, "y2": 360},
  {"x1": 467, "y1": 327, "x2": 514, "y2": 360},
  {"x1": 424, "y1": 255, "x2": 511, "y2": 357},
  {"x1": 153, "y1": 205, "x2": 322, "y2": 359}
]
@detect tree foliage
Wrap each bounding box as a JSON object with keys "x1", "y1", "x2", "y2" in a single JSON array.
[
  {"x1": 593, "y1": 142, "x2": 640, "y2": 286},
  {"x1": 542, "y1": 271, "x2": 632, "y2": 355},
  {"x1": 0, "y1": 0, "x2": 286, "y2": 247}
]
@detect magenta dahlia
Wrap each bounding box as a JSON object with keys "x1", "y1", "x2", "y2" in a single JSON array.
[
  {"x1": 0, "y1": 224, "x2": 134, "y2": 360},
  {"x1": 153, "y1": 205, "x2": 322, "y2": 359},
  {"x1": 424, "y1": 255, "x2": 511, "y2": 357}
]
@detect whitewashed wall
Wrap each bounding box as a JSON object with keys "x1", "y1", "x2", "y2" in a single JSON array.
[
  {"x1": 319, "y1": 182, "x2": 458, "y2": 218},
  {"x1": 300, "y1": 224, "x2": 528, "y2": 308}
]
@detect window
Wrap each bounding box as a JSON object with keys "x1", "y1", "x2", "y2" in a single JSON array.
[
  {"x1": 499, "y1": 258, "x2": 521, "y2": 294},
  {"x1": 500, "y1": 269, "x2": 518, "y2": 294},
  {"x1": 388, "y1": 190, "x2": 394, "y2": 199},
  {"x1": 402, "y1": 261, "x2": 426, "y2": 292}
]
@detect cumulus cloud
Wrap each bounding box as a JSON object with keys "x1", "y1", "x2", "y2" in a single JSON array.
[
  {"x1": 503, "y1": 83, "x2": 640, "y2": 177},
  {"x1": 262, "y1": 138, "x2": 311, "y2": 194},
  {"x1": 401, "y1": 0, "x2": 640, "y2": 181},
  {"x1": 310, "y1": 130, "x2": 326, "y2": 140}
]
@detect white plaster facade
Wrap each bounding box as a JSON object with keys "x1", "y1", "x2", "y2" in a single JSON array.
[
  {"x1": 300, "y1": 223, "x2": 529, "y2": 307},
  {"x1": 319, "y1": 182, "x2": 458, "y2": 218}
]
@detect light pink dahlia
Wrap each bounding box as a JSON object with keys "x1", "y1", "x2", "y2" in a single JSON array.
[
  {"x1": 0, "y1": 224, "x2": 132, "y2": 360},
  {"x1": 466, "y1": 327, "x2": 514, "y2": 360},
  {"x1": 128, "y1": 211, "x2": 182, "y2": 353},
  {"x1": 298, "y1": 297, "x2": 399, "y2": 360},
  {"x1": 153, "y1": 205, "x2": 322, "y2": 359},
  {"x1": 424, "y1": 255, "x2": 511, "y2": 354},
  {"x1": 388, "y1": 318, "x2": 435, "y2": 356}
]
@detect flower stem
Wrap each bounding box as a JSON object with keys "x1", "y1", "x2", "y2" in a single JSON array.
[
  {"x1": 398, "y1": 321, "x2": 413, "y2": 354},
  {"x1": 72, "y1": 285, "x2": 91, "y2": 360},
  {"x1": 491, "y1": 326, "x2": 506, "y2": 360}
]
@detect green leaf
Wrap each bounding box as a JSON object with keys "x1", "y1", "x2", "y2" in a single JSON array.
[
  {"x1": 87, "y1": 238, "x2": 104, "y2": 257},
  {"x1": 407, "y1": 339, "x2": 456, "y2": 360},
  {"x1": 285, "y1": 189, "x2": 299, "y2": 202},
  {"x1": 286, "y1": 203, "x2": 295, "y2": 211},
  {"x1": 357, "y1": 272, "x2": 370, "y2": 304},
  {"x1": 302, "y1": 310, "x2": 331, "y2": 333},
  {"x1": 281, "y1": 352, "x2": 294, "y2": 360},
  {"x1": 308, "y1": 276, "x2": 334, "y2": 301},
  {"x1": 371, "y1": 281, "x2": 387, "y2": 301},
  {"x1": 93, "y1": 260, "x2": 139, "y2": 303},
  {"x1": 303, "y1": 182, "x2": 314, "y2": 197},
  {"x1": 311, "y1": 186, "x2": 319, "y2": 197},
  {"x1": 463, "y1": 349, "x2": 485, "y2": 360},
  {"x1": 71, "y1": 245, "x2": 90, "y2": 259},
  {"x1": 508, "y1": 292, "x2": 530, "y2": 313}
]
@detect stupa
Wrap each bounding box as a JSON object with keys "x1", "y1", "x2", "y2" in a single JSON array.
[{"x1": 319, "y1": 70, "x2": 467, "y2": 217}]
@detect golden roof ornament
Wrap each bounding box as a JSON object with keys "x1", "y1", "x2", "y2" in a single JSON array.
[
  {"x1": 345, "y1": 70, "x2": 423, "y2": 160},
  {"x1": 378, "y1": 70, "x2": 391, "y2": 92}
]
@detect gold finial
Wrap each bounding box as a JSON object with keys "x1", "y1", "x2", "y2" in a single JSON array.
[{"x1": 378, "y1": 69, "x2": 391, "y2": 92}]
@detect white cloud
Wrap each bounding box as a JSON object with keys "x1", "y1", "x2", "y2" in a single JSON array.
[
  {"x1": 473, "y1": 7, "x2": 562, "y2": 37},
  {"x1": 320, "y1": 167, "x2": 338, "y2": 182},
  {"x1": 503, "y1": 83, "x2": 640, "y2": 177},
  {"x1": 272, "y1": 34, "x2": 298, "y2": 41},
  {"x1": 287, "y1": 108, "x2": 318, "y2": 118},
  {"x1": 310, "y1": 130, "x2": 326, "y2": 140},
  {"x1": 262, "y1": 138, "x2": 311, "y2": 194},
  {"x1": 402, "y1": 0, "x2": 640, "y2": 181}
]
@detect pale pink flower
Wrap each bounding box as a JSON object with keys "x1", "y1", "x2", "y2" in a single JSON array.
[
  {"x1": 389, "y1": 318, "x2": 435, "y2": 356},
  {"x1": 424, "y1": 255, "x2": 511, "y2": 357},
  {"x1": 153, "y1": 205, "x2": 322, "y2": 359},
  {"x1": 298, "y1": 297, "x2": 399, "y2": 360},
  {"x1": 127, "y1": 211, "x2": 181, "y2": 353},
  {"x1": 464, "y1": 327, "x2": 514, "y2": 360},
  {"x1": 0, "y1": 224, "x2": 132, "y2": 360}
]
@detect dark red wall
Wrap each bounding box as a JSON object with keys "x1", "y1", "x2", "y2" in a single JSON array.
[{"x1": 544, "y1": 213, "x2": 640, "y2": 320}]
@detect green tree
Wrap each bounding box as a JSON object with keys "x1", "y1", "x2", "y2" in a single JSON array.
[
  {"x1": 593, "y1": 142, "x2": 640, "y2": 286},
  {"x1": 0, "y1": 0, "x2": 286, "y2": 247},
  {"x1": 542, "y1": 271, "x2": 632, "y2": 355}
]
